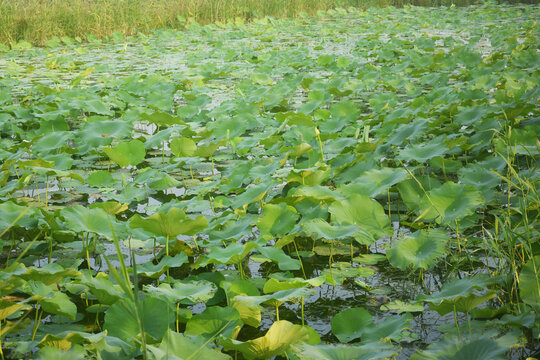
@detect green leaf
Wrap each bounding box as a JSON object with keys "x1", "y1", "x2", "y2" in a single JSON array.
[
  {"x1": 220, "y1": 320, "x2": 311, "y2": 360},
  {"x1": 417, "y1": 276, "x2": 495, "y2": 315},
  {"x1": 0, "y1": 300, "x2": 26, "y2": 321},
  {"x1": 519, "y1": 256, "x2": 540, "y2": 306},
  {"x1": 398, "y1": 141, "x2": 448, "y2": 163},
  {"x1": 104, "y1": 296, "x2": 174, "y2": 342},
  {"x1": 61, "y1": 205, "x2": 125, "y2": 240},
  {"x1": 204, "y1": 242, "x2": 258, "y2": 265},
  {"x1": 380, "y1": 300, "x2": 425, "y2": 314},
  {"x1": 329, "y1": 194, "x2": 392, "y2": 244},
  {"x1": 87, "y1": 170, "x2": 115, "y2": 187},
  {"x1": 28, "y1": 282, "x2": 77, "y2": 320},
  {"x1": 291, "y1": 342, "x2": 396, "y2": 360},
  {"x1": 258, "y1": 203, "x2": 299, "y2": 237},
  {"x1": 0, "y1": 201, "x2": 41, "y2": 230},
  {"x1": 136, "y1": 254, "x2": 188, "y2": 278},
  {"x1": 185, "y1": 306, "x2": 243, "y2": 340},
  {"x1": 148, "y1": 329, "x2": 231, "y2": 360},
  {"x1": 102, "y1": 139, "x2": 146, "y2": 167},
  {"x1": 36, "y1": 345, "x2": 87, "y2": 360},
  {"x1": 331, "y1": 308, "x2": 372, "y2": 343},
  {"x1": 170, "y1": 137, "x2": 197, "y2": 157},
  {"x1": 255, "y1": 246, "x2": 300, "y2": 271},
  {"x1": 129, "y1": 207, "x2": 208, "y2": 238},
  {"x1": 420, "y1": 182, "x2": 484, "y2": 225},
  {"x1": 339, "y1": 168, "x2": 409, "y2": 197},
  {"x1": 387, "y1": 229, "x2": 449, "y2": 270},
  {"x1": 144, "y1": 279, "x2": 217, "y2": 303},
  {"x1": 302, "y1": 219, "x2": 360, "y2": 240}
]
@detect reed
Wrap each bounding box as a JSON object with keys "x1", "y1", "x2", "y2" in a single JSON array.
[{"x1": 2, "y1": 0, "x2": 527, "y2": 47}]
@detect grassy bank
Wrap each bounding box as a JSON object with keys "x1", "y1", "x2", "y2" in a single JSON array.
[{"x1": 0, "y1": 0, "x2": 507, "y2": 46}]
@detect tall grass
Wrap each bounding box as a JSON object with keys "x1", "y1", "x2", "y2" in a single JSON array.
[
  {"x1": 0, "y1": 0, "x2": 352, "y2": 46},
  {"x1": 0, "y1": 0, "x2": 530, "y2": 46}
]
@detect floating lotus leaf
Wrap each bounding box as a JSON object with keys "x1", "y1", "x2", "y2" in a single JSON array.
[
  {"x1": 291, "y1": 342, "x2": 396, "y2": 360},
  {"x1": 220, "y1": 320, "x2": 311, "y2": 360},
  {"x1": 148, "y1": 330, "x2": 231, "y2": 360},
  {"x1": 144, "y1": 279, "x2": 217, "y2": 303},
  {"x1": 129, "y1": 207, "x2": 208, "y2": 238},
  {"x1": 258, "y1": 203, "x2": 299, "y2": 237},
  {"x1": 104, "y1": 296, "x2": 174, "y2": 342},
  {"x1": 185, "y1": 306, "x2": 243, "y2": 340},
  {"x1": 387, "y1": 229, "x2": 449, "y2": 271},
  {"x1": 102, "y1": 139, "x2": 146, "y2": 167},
  {"x1": 329, "y1": 194, "x2": 393, "y2": 244},
  {"x1": 419, "y1": 182, "x2": 484, "y2": 225}
]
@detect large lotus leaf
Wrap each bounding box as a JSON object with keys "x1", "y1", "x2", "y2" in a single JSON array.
[
  {"x1": 61, "y1": 205, "x2": 125, "y2": 239},
  {"x1": 234, "y1": 287, "x2": 316, "y2": 308},
  {"x1": 136, "y1": 253, "x2": 188, "y2": 278},
  {"x1": 170, "y1": 137, "x2": 197, "y2": 157},
  {"x1": 208, "y1": 116, "x2": 248, "y2": 139},
  {"x1": 398, "y1": 141, "x2": 448, "y2": 163},
  {"x1": 38, "y1": 331, "x2": 107, "y2": 348},
  {"x1": 458, "y1": 164, "x2": 501, "y2": 194},
  {"x1": 419, "y1": 182, "x2": 484, "y2": 225},
  {"x1": 255, "y1": 246, "x2": 301, "y2": 271},
  {"x1": 104, "y1": 296, "x2": 174, "y2": 342},
  {"x1": 32, "y1": 132, "x2": 73, "y2": 155},
  {"x1": 331, "y1": 308, "x2": 373, "y2": 343},
  {"x1": 410, "y1": 336, "x2": 507, "y2": 360},
  {"x1": 87, "y1": 170, "x2": 116, "y2": 187},
  {"x1": 129, "y1": 207, "x2": 208, "y2": 238},
  {"x1": 339, "y1": 167, "x2": 409, "y2": 197},
  {"x1": 102, "y1": 139, "x2": 146, "y2": 167},
  {"x1": 0, "y1": 201, "x2": 42, "y2": 230},
  {"x1": 220, "y1": 320, "x2": 311, "y2": 360},
  {"x1": 144, "y1": 280, "x2": 217, "y2": 303},
  {"x1": 0, "y1": 300, "x2": 26, "y2": 321},
  {"x1": 454, "y1": 105, "x2": 491, "y2": 127},
  {"x1": 302, "y1": 219, "x2": 360, "y2": 240},
  {"x1": 18, "y1": 263, "x2": 80, "y2": 285},
  {"x1": 387, "y1": 229, "x2": 449, "y2": 270},
  {"x1": 148, "y1": 330, "x2": 231, "y2": 360},
  {"x1": 36, "y1": 345, "x2": 87, "y2": 360},
  {"x1": 89, "y1": 201, "x2": 128, "y2": 215},
  {"x1": 396, "y1": 176, "x2": 441, "y2": 212},
  {"x1": 185, "y1": 306, "x2": 243, "y2": 340},
  {"x1": 288, "y1": 164, "x2": 331, "y2": 186},
  {"x1": 386, "y1": 118, "x2": 429, "y2": 146},
  {"x1": 321, "y1": 262, "x2": 374, "y2": 286},
  {"x1": 289, "y1": 185, "x2": 343, "y2": 203},
  {"x1": 77, "y1": 120, "x2": 132, "y2": 149},
  {"x1": 140, "y1": 111, "x2": 185, "y2": 127},
  {"x1": 291, "y1": 342, "x2": 396, "y2": 360},
  {"x1": 204, "y1": 242, "x2": 257, "y2": 265},
  {"x1": 77, "y1": 272, "x2": 124, "y2": 305},
  {"x1": 230, "y1": 182, "x2": 274, "y2": 209},
  {"x1": 519, "y1": 256, "x2": 540, "y2": 306},
  {"x1": 329, "y1": 194, "x2": 392, "y2": 244},
  {"x1": 262, "y1": 278, "x2": 310, "y2": 294},
  {"x1": 207, "y1": 215, "x2": 254, "y2": 241},
  {"x1": 221, "y1": 279, "x2": 260, "y2": 299},
  {"x1": 361, "y1": 314, "x2": 411, "y2": 342},
  {"x1": 329, "y1": 100, "x2": 359, "y2": 122},
  {"x1": 28, "y1": 282, "x2": 77, "y2": 320},
  {"x1": 417, "y1": 276, "x2": 495, "y2": 315},
  {"x1": 230, "y1": 299, "x2": 262, "y2": 328},
  {"x1": 258, "y1": 203, "x2": 299, "y2": 237},
  {"x1": 430, "y1": 291, "x2": 497, "y2": 316}
]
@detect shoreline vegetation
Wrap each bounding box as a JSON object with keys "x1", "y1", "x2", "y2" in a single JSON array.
[{"x1": 0, "y1": 0, "x2": 532, "y2": 47}]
